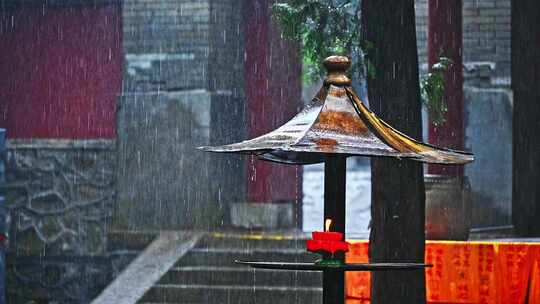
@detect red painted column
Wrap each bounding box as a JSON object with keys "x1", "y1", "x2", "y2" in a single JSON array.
[
  {"x1": 244, "y1": 0, "x2": 302, "y2": 203},
  {"x1": 427, "y1": 0, "x2": 464, "y2": 176}
]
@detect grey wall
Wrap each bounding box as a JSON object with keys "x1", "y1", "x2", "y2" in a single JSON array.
[
  {"x1": 4, "y1": 140, "x2": 116, "y2": 302},
  {"x1": 415, "y1": 0, "x2": 511, "y2": 81},
  {"x1": 116, "y1": 0, "x2": 245, "y2": 230},
  {"x1": 464, "y1": 87, "x2": 512, "y2": 227}
]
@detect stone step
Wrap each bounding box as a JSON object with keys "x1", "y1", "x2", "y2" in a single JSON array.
[
  {"x1": 139, "y1": 284, "x2": 322, "y2": 304},
  {"x1": 176, "y1": 248, "x2": 319, "y2": 267},
  {"x1": 105, "y1": 231, "x2": 160, "y2": 284},
  {"x1": 107, "y1": 231, "x2": 158, "y2": 252},
  {"x1": 159, "y1": 266, "x2": 322, "y2": 287},
  {"x1": 195, "y1": 232, "x2": 310, "y2": 250}
]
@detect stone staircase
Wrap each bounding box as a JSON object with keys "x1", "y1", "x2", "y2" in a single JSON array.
[
  {"x1": 107, "y1": 231, "x2": 158, "y2": 276},
  {"x1": 137, "y1": 232, "x2": 323, "y2": 304}
]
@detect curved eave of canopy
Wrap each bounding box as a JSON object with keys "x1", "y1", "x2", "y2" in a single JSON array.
[{"x1": 198, "y1": 85, "x2": 474, "y2": 165}]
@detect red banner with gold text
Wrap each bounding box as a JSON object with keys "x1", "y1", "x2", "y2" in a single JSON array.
[{"x1": 346, "y1": 241, "x2": 540, "y2": 304}]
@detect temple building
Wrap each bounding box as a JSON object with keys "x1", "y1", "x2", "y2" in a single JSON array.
[{"x1": 0, "y1": 0, "x2": 513, "y2": 302}]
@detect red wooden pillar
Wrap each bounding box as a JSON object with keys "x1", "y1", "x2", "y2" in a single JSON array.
[
  {"x1": 244, "y1": 0, "x2": 302, "y2": 204},
  {"x1": 427, "y1": 0, "x2": 464, "y2": 176}
]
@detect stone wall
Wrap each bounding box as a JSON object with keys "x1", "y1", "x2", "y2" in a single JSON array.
[
  {"x1": 3, "y1": 140, "x2": 116, "y2": 303},
  {"x1": 122, "y1": 0, "x2": 243, "y2": 92},
  {"x1": 208, "y1": 0, "x2": 245, "y2": 92},
  {"x1": 123, "y1": 0, "x2": 210, "y2": 91},
  {"x1": 415, "y1": 0, "x2": 511, "y2": 82},
  {"x1": 464, "y1": 87, "x2": 513, "y2": 227},
  {"x1": 115, "y1": 91, "x2": 245, "y2": 230},
  {"x1": 117, "y1": 0, "x2": 246, "y2": 230}
]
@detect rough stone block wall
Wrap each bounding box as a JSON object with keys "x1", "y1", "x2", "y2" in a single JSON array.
[
  {"x1": 123, "y1": 0, "x2": 211, "y2": 91},
  {"x1": 415, "y1": 0, "x2": 511, "y2": 82},
  {"x1": 208, "y1": 0, "x2": 244, "y2": 92},
  {"x1": 4, "y1": 140, "x2": 116, "y2": 303},
  {"x1": 415, "y1": 0, "x2": 428, "y2": 71},
  {"x1": 122, "y1": 0, "x2": 244, "y2": 92},
  {"x1": 118, "y1": 0, "x2": 246, "y2": 230}
]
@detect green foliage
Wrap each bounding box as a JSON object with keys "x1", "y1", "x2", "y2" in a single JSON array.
[
  {"x1": 272, "y1": 0, "x2": 362, "y2": 81},
  {"x1": 361, "y1": 40, "x2": 376, "y2": 79},
  {"x1": 421, "y1": 57, "x2": 452, "y2": 126},
  {"x1": 272, "y1": 0, "x2": 449, "y2": 124}
]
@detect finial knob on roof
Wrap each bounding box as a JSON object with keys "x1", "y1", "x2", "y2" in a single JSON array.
[{"x1": 324, "y1": 55, "x2": 352, "y2": 86}]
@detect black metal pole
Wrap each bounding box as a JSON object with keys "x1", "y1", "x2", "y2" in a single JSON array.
[{"x1": 323, "y1": 155, "x2": 346, "y2": 304}]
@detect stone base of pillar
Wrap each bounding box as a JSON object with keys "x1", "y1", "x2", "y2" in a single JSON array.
[
  {"x1": 230, "y1": 202, "x2": 296, "y2": 230},
  {"x1": 425, "y1": 175, "x2": 471, "y2": 240}
]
